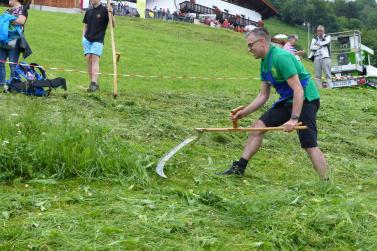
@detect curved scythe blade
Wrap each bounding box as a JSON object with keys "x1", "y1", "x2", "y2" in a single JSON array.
[{"x1": 156, "y1": 133, "x2": 201, "y2": 178}]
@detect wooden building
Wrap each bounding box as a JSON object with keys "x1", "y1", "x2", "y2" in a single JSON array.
[{"x1": 32, "y1": 0, "x2": 80, "y2": 9}]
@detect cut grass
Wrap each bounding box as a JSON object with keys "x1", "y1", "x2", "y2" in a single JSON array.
[{"x1": 0, "y1": 8, "x2": 376, "y2": 250}]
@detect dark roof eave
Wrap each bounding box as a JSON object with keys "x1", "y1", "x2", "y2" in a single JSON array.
[
  {"x1": 260, "y1": 0, "x2": 279, "y2": 15},
  {"x1": 261, "y1": 11, "x2": 277, "y2": 19},
  {"x1": 249, "y1": 0, "x2": 278, "y2": 19}
]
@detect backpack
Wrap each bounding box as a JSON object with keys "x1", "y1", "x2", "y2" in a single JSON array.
[{"x1": 7, "y1": 62, "x2": 66, "y2": 96}]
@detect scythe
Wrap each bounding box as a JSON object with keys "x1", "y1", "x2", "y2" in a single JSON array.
[{"x1": 156, "y1": 106, "x2": 308, "y2": 178}]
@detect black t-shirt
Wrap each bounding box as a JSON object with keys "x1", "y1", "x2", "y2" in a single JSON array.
[{"x1": 83, "y1": 4, "x2": 109, "y2": 43}]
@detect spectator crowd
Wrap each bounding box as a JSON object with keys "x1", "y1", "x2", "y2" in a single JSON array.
[
  {"x1": 201, "y1": 7, "x2": 262, "y2": 33},
  {"x1": 112, "y1": 3, "x2": 263, "y2": 32}
]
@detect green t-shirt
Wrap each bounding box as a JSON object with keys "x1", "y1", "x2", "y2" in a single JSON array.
[{"x1": 260, "y1": 46, "x2": 320, "y2": 101}]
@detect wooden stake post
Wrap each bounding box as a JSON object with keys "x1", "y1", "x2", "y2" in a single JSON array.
[{"x1": 107, "y1": 0, "x2": 118, "y2": 98}]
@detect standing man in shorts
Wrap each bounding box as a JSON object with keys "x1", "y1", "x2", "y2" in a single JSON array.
[
  {"x1": 220, "y1": 27, "x2": 329, "y2": 180},
  {"x1": 83, "y1": 0, "x2": 114, "y2": 92}
]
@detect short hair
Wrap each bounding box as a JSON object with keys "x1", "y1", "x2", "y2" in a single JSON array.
[
  {"x1": 316, "y1": 25, "x2": 325, "y2": 31},
  {"x1": 246, "y1": 27, "x2": 271, "y2": 44},
  {"x1": 288, "y1": 34, "x2": 298, "y2": 40}
]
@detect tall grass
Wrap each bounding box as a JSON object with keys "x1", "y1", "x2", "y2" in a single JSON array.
[
  {"x1": 0, "y1": 95, "x2": 149, "y2": 184},
  {"x1": 0, "y1": 8, "x2": 376, "y2": 250}
]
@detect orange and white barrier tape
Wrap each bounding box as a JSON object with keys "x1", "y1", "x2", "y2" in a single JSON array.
[{"x1": 0, "y1": 60, "x2": 259, "y2": 81}]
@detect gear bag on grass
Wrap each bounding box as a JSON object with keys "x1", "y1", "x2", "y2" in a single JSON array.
[{"x1": 7, "y1": 62, "x2": 66, "y2": 96}]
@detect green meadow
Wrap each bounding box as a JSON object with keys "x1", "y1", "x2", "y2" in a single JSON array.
[{"x1": 0, "y1": 9, "x2": 376, "y2": 250}]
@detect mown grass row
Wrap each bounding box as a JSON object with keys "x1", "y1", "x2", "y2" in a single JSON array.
[{"x1": 0, "y1": 8, "x2": 376, "y2": 250}]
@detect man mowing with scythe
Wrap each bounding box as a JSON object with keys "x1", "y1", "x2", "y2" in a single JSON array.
[{"x1": 220, "y1": 27, "x2": 329, "y2": 180}]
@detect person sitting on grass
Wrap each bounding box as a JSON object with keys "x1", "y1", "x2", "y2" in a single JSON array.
[{"x1": 82, "y1": 0, "x2": 114, "y2": 93}]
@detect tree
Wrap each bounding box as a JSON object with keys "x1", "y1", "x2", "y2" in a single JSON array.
[
  {"x1": 280, "y1": 0, "x2": 306, "y2": 25},
  {"x1": 334, "y1": 0, "x2": 347, "y2": 17},
  {"x1": 361, "y1": 28, "x2": 377, "y2": 66},
  {"x1": 268, "y1": 0, "x2": 284, "y2": 10},
  {"x1": 304, "y1": 0, "x2": 338, "y2": 32},
  {"x1": 359, "y1": 5, "x2": 377, "y2": 28},
  {"x1": 342, "y1": 1, "x2": 359, "y2": 19},
  {"x1": 346, "y1": 18, "x2": 362, "y2": 30}
]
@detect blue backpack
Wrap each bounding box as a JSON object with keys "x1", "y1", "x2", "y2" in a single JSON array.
[
  {"x1": 7, "y1": 62, "x2": 66, "y2": 96},
  {"x1": 8, "y1": 62, "x2": 48, "y2": 96}
]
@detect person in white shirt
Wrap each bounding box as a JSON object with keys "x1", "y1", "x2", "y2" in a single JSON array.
[{"x1": 310, "y1": 25, "x2": 331, "y2": 88}]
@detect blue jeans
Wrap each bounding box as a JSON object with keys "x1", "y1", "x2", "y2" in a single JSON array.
[{"x1": 0, "y1": 41, "x2": 21, "y2": 85}]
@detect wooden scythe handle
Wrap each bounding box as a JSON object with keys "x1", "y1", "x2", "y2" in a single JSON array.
[
  {"x1": 107, "y1": 0, "x2": 118, "y2": 98},
  {"x1": 195, "y1": 124, "x2": 307, "y2": 132},
  {"x1": 230, "y1": 106, "x2": 245, "y2": 128}
]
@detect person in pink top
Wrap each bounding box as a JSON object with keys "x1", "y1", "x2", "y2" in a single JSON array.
[
  {"x1": 222, "y1": 19, "x2": 230, "y2": 28},
  {"x1": 283, "y1": 34, "x2": 304, "y2": 61}
]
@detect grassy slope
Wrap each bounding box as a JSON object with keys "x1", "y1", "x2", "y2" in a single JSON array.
[{"x1": 0, "y1": 9, "x2": 376, "y2": 250}]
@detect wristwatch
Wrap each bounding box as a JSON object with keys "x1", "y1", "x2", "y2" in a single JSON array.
[{"x1": 290, "y1": 115, "x2": 300, "y2": 120}]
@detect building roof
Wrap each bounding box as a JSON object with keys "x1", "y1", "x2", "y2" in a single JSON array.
[{"x1": 248, "y1": 0, "x2": 278, "y2": 19}]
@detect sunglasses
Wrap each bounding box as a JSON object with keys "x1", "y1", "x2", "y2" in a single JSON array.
[{"x1": 248, "y1": 39, "x2": 262, "y2": 50}]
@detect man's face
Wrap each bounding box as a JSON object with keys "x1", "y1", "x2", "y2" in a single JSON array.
[
  {"x1": 90, "y1": 0, "x2": 100, "y2": 6},
  {"x1": 317, "y1": 27, "x2": 325, "y2": 37},
  {"x1": 247, "y1": 34, "x2": 266, "y2": 59}
]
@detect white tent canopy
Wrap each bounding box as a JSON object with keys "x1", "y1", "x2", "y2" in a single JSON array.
[{"x1": 274, "y1": 34, "x2": 288, "y2": 39}]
